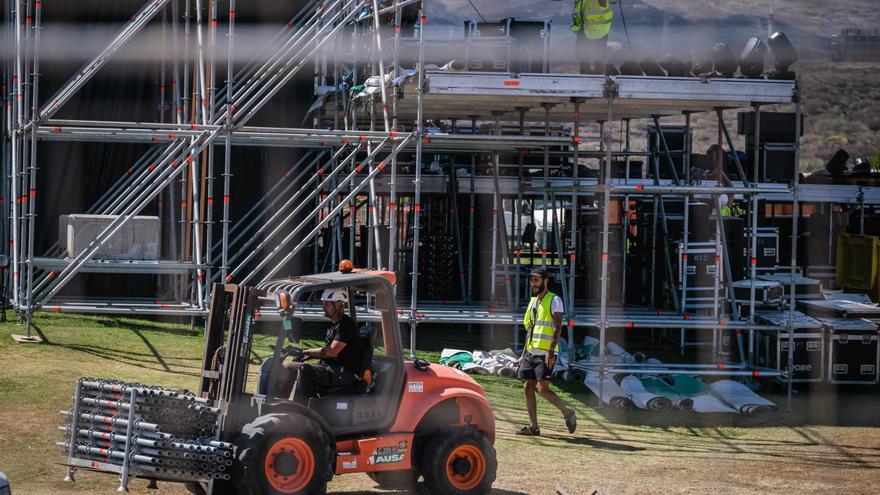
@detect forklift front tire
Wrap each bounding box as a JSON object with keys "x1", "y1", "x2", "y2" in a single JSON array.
[
  {"x1": 420, "y1": 428, "x2": 497, "y2": 495},
  {"x1": 234, "y1": 413, "x2": 333, "y2": 495}
]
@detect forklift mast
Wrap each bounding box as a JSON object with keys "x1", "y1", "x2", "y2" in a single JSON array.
[{"x1": 199, "y1": 283, "x2": 264, "y2": 433}]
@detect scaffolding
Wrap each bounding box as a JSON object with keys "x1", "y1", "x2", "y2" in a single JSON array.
[{"x1": 5, "y1": 1, "x2": 880, "y2": 407}]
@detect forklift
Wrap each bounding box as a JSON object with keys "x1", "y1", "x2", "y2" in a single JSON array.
[{"x1": 195, "y1": 262, "x2": 497, "y2": 494}]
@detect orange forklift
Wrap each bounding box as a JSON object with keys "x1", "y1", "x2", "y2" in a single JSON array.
[{"x1": 195, "y1": 263, "x2": 497, "y2": 494}]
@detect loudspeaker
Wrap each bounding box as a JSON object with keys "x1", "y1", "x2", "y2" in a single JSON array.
[{"x1": 737, "y1": 111, "x2": 803, "y2": 139}]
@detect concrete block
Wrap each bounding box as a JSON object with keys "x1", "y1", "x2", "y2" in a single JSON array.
[{"x1": 60, "y1": 214, "x2": 160, "y2": 260}]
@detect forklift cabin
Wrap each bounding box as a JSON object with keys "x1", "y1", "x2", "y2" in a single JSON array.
[{"x1": 198, "y1": 270, "x2": 406, "y2": 441}]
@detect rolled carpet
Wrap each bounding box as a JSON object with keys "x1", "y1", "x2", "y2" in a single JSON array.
[
  {"x1": 619, "y1": 375, "x2": 673, "y2": 411},
  {"x1": 584, "y1": 371, "x2": 635, "y2": 409},
  {"x1": 709, "y1": 380, "x2": 778, "y2": 417}
]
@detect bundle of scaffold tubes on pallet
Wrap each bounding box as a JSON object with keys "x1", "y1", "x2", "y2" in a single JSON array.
[{"x1": 58, "y1": 378, "x2": 234, "y2": 482}]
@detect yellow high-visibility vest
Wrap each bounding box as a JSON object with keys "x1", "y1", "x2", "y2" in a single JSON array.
[
  {"x1": 524, "y1": 292, "x2": 559, "y2": 353},
  {"x1": 571, "y1": 0, "x2": 613, "y2": 40}
]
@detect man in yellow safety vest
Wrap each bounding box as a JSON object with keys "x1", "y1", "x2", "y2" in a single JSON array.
[
  {"x1": 571, "y1": 0, "x2": 614, "y2": 74},
  {"x1": 516, "y1": 267, "x2": 578, "y2": 436}
]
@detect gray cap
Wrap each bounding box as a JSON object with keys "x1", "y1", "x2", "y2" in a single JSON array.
[{"x1": 529, "y1": 267, "x2": 548, "y2": 279}]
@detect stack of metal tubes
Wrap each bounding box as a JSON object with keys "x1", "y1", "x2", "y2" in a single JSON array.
[{"x1": 58, "y1": 378, "x2": 234, "y2": 483}]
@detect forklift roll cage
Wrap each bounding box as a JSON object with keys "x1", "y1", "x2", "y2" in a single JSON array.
[{"x1": 198, "y1": 269, "x2": 407, "y2": 441}]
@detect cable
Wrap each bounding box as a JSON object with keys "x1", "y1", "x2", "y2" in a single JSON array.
[
  {"x1": 466, "y1": 0, "x2": 487, "y2": 23},
  {"x1": 615, "y1": 0, "x2": 634, "y2": 56}
]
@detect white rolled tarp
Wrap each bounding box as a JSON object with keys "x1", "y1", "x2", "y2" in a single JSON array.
[
  {"x1": 691, "y1": 394, "x2": 740, "y2": 414},
  {"x1": 710, "y1": 380, "x2": 778, "y2": 418},
  {"x1": 584, "y1": 371, "x2": 635, "y2": 409},
  {"x1": 618, "y1": 375, "x2": 673, "y2": 411}
]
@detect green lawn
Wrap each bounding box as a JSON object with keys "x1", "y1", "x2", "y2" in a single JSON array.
[{"x1": 1, "y1": 313, "x2": 879, "y2": 494}]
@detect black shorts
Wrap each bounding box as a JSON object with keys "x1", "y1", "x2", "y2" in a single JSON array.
[{"x1": 517, "y1": 352, "x2": 553, "y2": 381}]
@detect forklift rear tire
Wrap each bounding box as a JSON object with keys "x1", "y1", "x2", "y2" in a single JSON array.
[
  {"x1": 366, "y1": 470, "x2": 419, "y2": 490},
  {"x1": 234, "y1": 413, "x2": 333, "y2": 495},
  {"x1": 420, "y1": 428, "x2": 497, "y2": 495}
]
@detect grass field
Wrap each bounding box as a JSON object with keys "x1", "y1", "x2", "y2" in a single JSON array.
[{"x1": 1, "y1": 313, "x2": 879, "y2": 494}]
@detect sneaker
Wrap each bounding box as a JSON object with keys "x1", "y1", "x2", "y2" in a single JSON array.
[
  {"x1": 563, "y1": 408, "x2": 577, "y2": 434},
  {"x1": 515, "y1": 425, "x2": 541, "y2": 436}
]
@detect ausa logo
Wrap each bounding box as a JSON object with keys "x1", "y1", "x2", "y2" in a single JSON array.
[
  {"x1": 367, "y1": 442, "x2": 408, "y2": 465},
  {"x1": 368, "y1": 452, "x2": 405, "y2": 465}
]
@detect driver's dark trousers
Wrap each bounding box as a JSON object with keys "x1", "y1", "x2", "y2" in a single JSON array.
[{"x1": 262, "y1": 358, "x2": 358, "y2": 403}]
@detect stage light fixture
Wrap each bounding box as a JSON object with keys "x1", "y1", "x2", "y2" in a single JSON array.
[
  {"x1": 660, "y1": 54, "x2": 688, "y2": 77},
  {"x1": 639, "y1": 57, "x2": 666, "y2": 77},
  {"x1": 738, "y1": 37, "x2": 767, "y2": 78},
  {"x1": 711, "y1": 42, "x2": 738, "y2": 78},
  {"x1": 767, "y1": 31, "x2": 798, "y2": 79},
  {"x1": 689, "y1": 48, "x2": 714, "y2": 77}
]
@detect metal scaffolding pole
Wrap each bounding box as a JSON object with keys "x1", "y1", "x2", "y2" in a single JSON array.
[
  {"x1": 748, "y1": 105, "x2": 761, "y2": 364},
  {"x1": 567, "y1": 99, "x2": 580, "y2": 346},
  {"x1": 385, "y1": 1, "x2": 401, "y2": 271},
  {"x1": 220, "y1": 0, "x2": 235, "y2": 282},
  {"x1": 541, "y1": 103, "x2": 552, "y2": 270},
  {"x1": 680, "y1": 112, "x2": 692, "y2": 348},
  {"x1": 385, "y1": 1, "x2": 399, "y2": 272},
  {"x1": 448, "y1": 122, "x2": 467, "y2": 303},
  {"x1": 202, "y1": 0, "x2": 218, "y2": 300},
  {"x1": 367, "y1": 93, "x2": 384, "y2": 270},
  {"x1": 489, "y1": 111, "x2": 502, "y2": 307},
  {"x1": 596, "y1": 80, "x2": 615, "y2": 405},
  {"x1": 188, "y1": 0, "x2": 211, "y2": 307},
  {"x1": 513, "y1": 107, "x2": 527, "y2": 348},
  {"x1": 786, "y1": 87, "x2": 803, "y2": 411},
  {"x1": 10, "y1": 0, "x2": 23, "y2": 310},
  {"x1": 1, "y1": 0, "x2": 10, "y2": 312},
  {"x1": 620, "y1": 118, "x2": 631, "y2": 303},
  {"x1": 466, "y1": 115, "x2": 477, "y2": 304},
  {"x1": 370, "y1": 0, "x2": 390, "y2": 132},
  {"x1": 408, "y1": 3, "x2": 425, "y2": 357},
  {"x1": 23, "y1": 0, "x2": 41, "y2": 337}
]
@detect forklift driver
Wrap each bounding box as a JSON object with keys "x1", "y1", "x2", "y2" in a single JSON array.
[{"x1": 277, "y1": 288, "x2": 366, "y2": 404}]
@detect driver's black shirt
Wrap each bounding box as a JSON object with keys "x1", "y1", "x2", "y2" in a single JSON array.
[{"x1": 322, "y1": 314, "x2": 364, "y2": 375}]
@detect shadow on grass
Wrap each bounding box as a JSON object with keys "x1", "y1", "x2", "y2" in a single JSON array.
[
  {"x1": 94, "y1": 315, "x2": 200, "y2": 337},
  {"x1": 542, "y1": 434, "x2": 647, "y2": 452},
  {"x1": 133, "y1": 328, "x2": 171, "y2": 372},
  {"x1": 47, "y1": 342, "x2": 200, "y2": 376},
  {"x1": 31, "y1": 322, "x2": 51, "y2": 344},
  {"x1": 32, "y1": 322, "x2": 201, "y2": 376}
]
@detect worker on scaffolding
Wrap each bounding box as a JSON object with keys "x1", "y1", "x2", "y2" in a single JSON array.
[
  {"x1": 516, "y1": 267, "x2": 578, "y2": 436},
  {"x1": 571, "y1": 0, "x2": 614, "y2": 74}
]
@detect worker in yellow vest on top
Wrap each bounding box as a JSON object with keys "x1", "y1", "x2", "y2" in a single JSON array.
[
  {"x1": 516, "y1": 267, "x2": 578, "y2": 436},
  {"x1": 572, "y1": 0, "x2": 614, "y2": 74}
]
